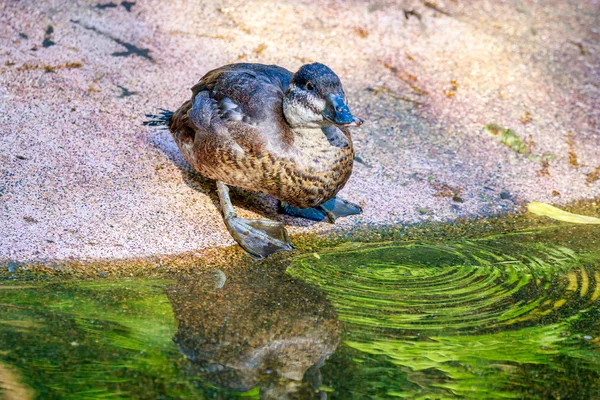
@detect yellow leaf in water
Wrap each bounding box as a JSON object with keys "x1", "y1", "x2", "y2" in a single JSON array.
[{"x1": 527, "y1": 202, "x2": 600, "y2": 224}]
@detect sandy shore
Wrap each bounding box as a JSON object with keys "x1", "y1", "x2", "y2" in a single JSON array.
[{"x1": 0, "y1": 0, "x2": 598, "y2": 262}]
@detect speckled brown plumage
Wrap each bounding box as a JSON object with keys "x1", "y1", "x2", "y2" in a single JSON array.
[{"x1": 168, "y1": 63, "x2": 355, "y2": 209}]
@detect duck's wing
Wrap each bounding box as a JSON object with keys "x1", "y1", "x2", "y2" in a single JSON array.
[{"x1": 191, "y1": 64, "x2": 292, "y2": 129}]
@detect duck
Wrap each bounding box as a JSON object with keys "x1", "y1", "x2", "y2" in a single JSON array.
[{"x1": 145, "y1": 62, "x2": 363, "y2": 259}]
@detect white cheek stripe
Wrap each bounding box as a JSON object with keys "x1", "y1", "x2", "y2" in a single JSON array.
[{"x1": 283, "y1": 92, "x2": 326, "y2": 128}]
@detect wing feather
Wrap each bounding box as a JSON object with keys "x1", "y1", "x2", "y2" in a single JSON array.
[{"x1": 191, "y1": 63, "x2": 292, "y2": 125}]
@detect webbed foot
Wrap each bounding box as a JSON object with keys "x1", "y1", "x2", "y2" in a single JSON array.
[
  {"x1": 280, "y1": 197, "x2": 362, "y2": 223},
  {"x1": 217, "y1": 180, "x2": 293, "y2": 259},
  {"x1": 225, "y1": 217, "x2": 293, "y2": 259},
  {"x1": 318, "y1": 197, "x2": 363, "y2": 222}
]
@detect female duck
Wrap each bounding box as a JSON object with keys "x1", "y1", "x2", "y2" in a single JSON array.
[{"x1": 146, "y1": 62, "x2": 363, "y2": 258}]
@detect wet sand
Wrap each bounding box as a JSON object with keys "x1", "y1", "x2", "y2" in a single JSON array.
[{"x1": 0, "y1": 0, "x2": 598, "y2": 262}]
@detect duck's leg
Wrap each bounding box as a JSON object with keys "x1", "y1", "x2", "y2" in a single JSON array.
[
  {"x1": 278, "y1": 202, "x2": 328, "y2": 222},
  {"x1": 279, "y1": 197, "x2": 362, "y2": 223},
  {"x1": 217, "y1": 181, "x2": 293, "y2": 259}
]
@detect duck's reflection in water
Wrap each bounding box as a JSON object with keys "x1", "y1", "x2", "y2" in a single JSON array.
[{"x1": 165, "y1": 267, "x2": 341, "y2": 399}]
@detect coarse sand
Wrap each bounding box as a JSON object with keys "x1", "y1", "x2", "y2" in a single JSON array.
[{"x1": 1, "y1": 0, "x2": 598, "y2": 263}]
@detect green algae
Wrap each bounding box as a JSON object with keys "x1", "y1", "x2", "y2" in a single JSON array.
[
  {"x1": 0, "y1": 280, "x2": 211, "y2": 399},
  {"x1": 484, "y1": 124, "x2": 529, "y2": 154},
  {"x1": 288, "y1": 225, "x2": 600, "y2": 399},
  {"x1": 483, "y1": 124, "x2": 553, "y2": 163}
]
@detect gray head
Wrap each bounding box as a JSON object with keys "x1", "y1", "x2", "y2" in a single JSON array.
[{"x1": 283, "y1": 63, "x2": 363, "y2": 129}]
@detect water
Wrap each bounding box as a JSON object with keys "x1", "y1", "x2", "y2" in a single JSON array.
[{"x1": 0, "y1": 222, "x2": 599, "y2": 399}]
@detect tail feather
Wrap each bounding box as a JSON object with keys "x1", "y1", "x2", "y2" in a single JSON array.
[{"x1": 143, "y1": 108, "x2": 173, "y2": 126}]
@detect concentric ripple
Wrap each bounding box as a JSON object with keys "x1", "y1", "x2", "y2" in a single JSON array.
[
  {"x1": 288, "y1": 228, "x2": 600, "y2": 398},
  {"x1": 289, "y1": 237, "x2": 598, "y2": 333}
]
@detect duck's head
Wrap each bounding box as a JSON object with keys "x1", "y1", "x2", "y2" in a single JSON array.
[{"x1": 283, "y1": 63, "x2": 363, "y2": 129}]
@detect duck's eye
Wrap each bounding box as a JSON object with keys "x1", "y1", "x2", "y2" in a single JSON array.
[{"x1": 305, "y1": 82, "x2": 314, "y2": 91}]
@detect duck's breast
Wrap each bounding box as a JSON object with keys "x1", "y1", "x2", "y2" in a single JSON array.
[{"x1": 272, "y1": 126, "x2": 354, "y2": 208}]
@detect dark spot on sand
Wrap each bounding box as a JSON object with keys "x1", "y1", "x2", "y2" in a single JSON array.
[
  {"x1": 354, "y1": 155, "x2": 371, "y2": 167},
  {"x1": 403, "y1": 9, "x2": 422, "y2": 21},
  {"x1": 19, "y1": 32, "x2": 28, "y2": 39},
  {"x1": 121, "y1": 1, "x2": 135, "y2": 12},
  {"x1": 112, "y1": 39, "x2": 151, "y2": 59},
  {"x1": 254, "y1": 43, "x2": 267, "y2": 55},
  {"x1": 354, "y1": 27, "x2": 369, "y2": 38},
  {"x1": 537, "y1": 160, "x2": 551, "y2": 177},
  {"x1": 23, "y1": 216, "x2": 38, "y2": 223},
  {"x1": 95, "y1": 2, "x2": 118, "y2": 9},
  {"x1": 567, "y1": 40, "x2": 589, "y2": 55},
  {"x1": 424, "y1": 1, "x2": 451, "y2": 16},
  {"x1": 117, "y1": 85, "x2": 136, "y2": 97},
  {"x1": 63, "y1": 62, "x2": 84, "y2": 69},
  {"x1": 87, "y1": 84, "x2": 101, "y2": 94},
  {"x1": 586, "y1": 166, "x2": 600, "y2": 184},
  {"x1": 15, "y1": 155, "x2": 26, "y2": 160},
  {"x1": 565, "y1": 133, "x2": 579, "y2": 167},
  {"x1": 17, "y1": 62, "x2": 82, "y2": 72},
  {"x1": 500, "y1": 191, "x2": 512, "y2": 200},
  {"x1": 43, "y1": 25, "x2": 55, "y2": 47},
  {"x1": 431, "y1": 181, "x2": 463, "y2": 200},
  {"x1": 71, "y1": 20, "x2": 152, "y2": 61},
  {"x1": 520, "y1": 111, "x2": 532, "y2": 124}
]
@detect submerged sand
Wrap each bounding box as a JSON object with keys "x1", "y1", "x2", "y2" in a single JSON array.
[{"x1": 0, "y1": 0, "x2": 598, "y2": 262}]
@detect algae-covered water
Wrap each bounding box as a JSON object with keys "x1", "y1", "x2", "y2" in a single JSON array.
[{"x1": 1, "y1": 221, "x2": 599, "y2": 399}]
